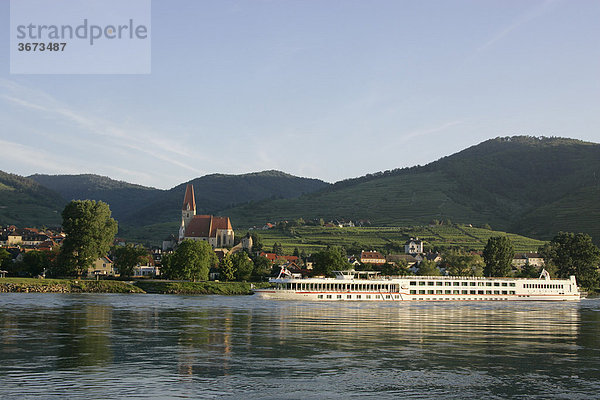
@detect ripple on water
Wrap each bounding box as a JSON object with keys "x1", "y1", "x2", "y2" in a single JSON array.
[{"x1": 0, "y1": 295, "x2": 599, "y2": 399}]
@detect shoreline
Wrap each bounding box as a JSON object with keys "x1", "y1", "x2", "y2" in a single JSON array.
[{"x1": 0, "y1": 278, "x2": 268, "y2": 295}]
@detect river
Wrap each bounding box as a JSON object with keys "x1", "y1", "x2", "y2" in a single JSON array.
[{"x1": 1, "y1": 294, "x2": 599, "y2": 399}]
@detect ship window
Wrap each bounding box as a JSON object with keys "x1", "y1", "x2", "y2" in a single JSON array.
[
  {"x1": 462, "y1": 290, "x2": 468, "y2": 294},
  {"x1": 356, "y1": 295, "x2": 361, "y2": 299},
  {"x1": 510, "y1": 291, "x2": 515, "y2": 295},
  {"x1": 427, "y1": 290, "x2": 434, "y2": 294},
  {"x1": 326, "y1": 295, "x2": 332, "y2": 299},
  {"x1": 436, "y1": 282, "x2": 443, "y2": 286},
  {"x1": 337, "y1": 295, "x2": 342, "y2": 299},
  {"x1": 486, "y1": 282, "x2": 492, "y2": 286},
  {"x1": 386, "y1": 295, "x2": 391, "y2": 299},
  {"x1": 462, "y1": 282, "x2": 468, "y2": 286},
  {"x1": 509, "y1": 283, "x2": 515, "y2": 287},
  {"x1": 347, "y1": 295, "x2": 352, "y2": 299},
  {"x1": 453, "y1": 282, "x2": 460, "y2": 286},
  {"x1": 478, "y1": 290, "x2": 484, "y2": 294},
  {"x1": 419, "y1": 282, "x2": 426, "y2": 286},
  {"x1": 318, "y1": 295, "x2": 323, "y2": 299},
  {"x1": 445, "y1": 290, "x2": 451, "y2": 294},
  {"x1": 478, "y1": 282, "x2": 484, "y2": 286},
  {"x1": 428, "y1": 282, "x2": 434, "y2": 286},
  {"x1": 502, "y1": 282, "x2": 508, "y2": 286},
  {"x1": 494, "y1": 282, "x2": 500, "y2": 287},
  {"x1": 410, "y1": 290, "x2": 416, "y2": 294},
  {"x1": 419, "y1": 290, "x2": 425, "y2": 294},
  {"x1": 410, "y1": 281, "x2": 417, "y2": 286},
  {"x1": 494, "y1": 290, "x2": 500, "y2": 294},
  {"x1": 502, "y1": 291, "x2": 507, "y2": 295},
  {"x1": 453, "y1": 290, "x2": 460, "y2": 294},
  {"x1": 445, "y1": 282, "x2": 451, "y2": 286},
  {"x1": 470, "y1": 282, "x2": 476, "y2": 286},
  {"x1": 486, "y1": 290, "x2": 492, "y2": 294},
  {"x1": 470, "y1": 290, "x2": 476, "y2": 294},
  {"x1": 436, "y1": 290, "x2": 443, "y2": 294}
]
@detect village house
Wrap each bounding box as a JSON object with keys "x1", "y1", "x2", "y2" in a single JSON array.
[
  {"x1": 88, "y1": 256, "x2": 115, "y2": 277},
  {"x1": 386, "y1": 253, "x2": 419, "y2": 268},
  {"x1": 404, "y1": 238, "x2": 424, "y2": 255},
  {"x1": 360, "y1": 250, "x2": 386, "y2": 265},
  {"x1": 512, "y1": 253, "x2": 545, "y2": 268}
]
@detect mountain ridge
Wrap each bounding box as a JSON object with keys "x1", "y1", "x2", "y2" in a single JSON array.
[{"x1": 3, "y1": 136, "x2": 599, "y2": 245}]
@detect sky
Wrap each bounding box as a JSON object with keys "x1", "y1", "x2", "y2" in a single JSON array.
[{"x1": 1, "y1": 0, "x2": 599, "y2": 189}]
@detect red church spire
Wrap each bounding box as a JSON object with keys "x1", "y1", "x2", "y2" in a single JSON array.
[{"x1": 182, "y1": 184, "x2": 196, "y2": 212}]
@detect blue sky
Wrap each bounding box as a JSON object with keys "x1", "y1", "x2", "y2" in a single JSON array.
[{"x1": 1, "y1": 0, "x2": 599, "y2": 189}]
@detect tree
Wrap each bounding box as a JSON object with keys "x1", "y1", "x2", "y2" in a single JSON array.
[
  {"x1": 58, "y1": 200, "x2": 118, "y2": 277},
  {"x1": 538, "y1": 232, "x2": 600, "y2": 289},
  {"x1": 0, "y1": 248, "x2": 12, "y2": 271},
  {"x1": 380, "y1": 261, "x2": 410, "y2": 276},
  {"x1": 417, "y1": 260, "x2": 441, "y2": 276},
  {"x1": 518, "y1": 263, "x2": 540, "y2": 278},
  {"x1": 312, "y1": 246, "x2": 351, "y2": 277},
  {"x1": 113, "y1": 244, "x2": 147, "y2": 278},
  {"x1": 442, "y1": 249, "x2": 484, "y2": 276},
  {"x1": 219, "y1": 254, "x2": 236, "y2": 281},
  {"x1": 250, "y1": 232, "x2": 263, "y2": 253},
  {"x1": 483, "y1": 236, "x2": 514, "y2": 277},
  {"x1": 167, "y1": 240, "x2": 217, "y2": 281},
  {"x1": 231, "y1": 252, "x2": 254, "y2": 281},
  {"x1": 252, "y1": 255, "x2": 272, "y2": 280},
  {"x1": 272, "y1": 242, "x2": 284, "y2": 256},
  {"x1": 22, "y1": 250, "x2": 51, "y2": 277}
]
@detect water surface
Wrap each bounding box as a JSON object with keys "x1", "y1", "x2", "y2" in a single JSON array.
[{"x1": 1, "y1": 294, "x2": 599, "y2": 399}]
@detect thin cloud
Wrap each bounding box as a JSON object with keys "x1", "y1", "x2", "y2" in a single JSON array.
[
  {"x1": 401, "y1": 120, "x2": 464, "y2": 142},
  {"x1": 477, "y1": 0, "x2": 561, "y2": 53},
  {"x1": 0, "y1": 79, "x2": 206, "y2": 180}
]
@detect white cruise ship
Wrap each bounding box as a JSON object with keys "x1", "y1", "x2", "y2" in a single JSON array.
[{"x1": 253, "y1": 269, "x2": 581, "y2": 301}]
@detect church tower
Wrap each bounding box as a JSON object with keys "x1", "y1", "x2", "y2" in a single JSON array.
[{"x1": 179, "y1": 184, "x2": 196, "y2": 241}]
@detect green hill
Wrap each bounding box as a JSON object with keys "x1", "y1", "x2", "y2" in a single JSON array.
[
  {"x1": 29, "y1": 174, "x2": 161, "y2": 222},
  {"x1": 251, "y1": 225, "x2": 545, "y2": 255},
  {"x1": 223, "y1": 136, "x2": 600, "y2": 243},
  {"x1": 0, "y1": 171, "x2": 65, "y2": 227},
  {"x1": 121, "y1": 170, "x2": 330, "y2": 226}
]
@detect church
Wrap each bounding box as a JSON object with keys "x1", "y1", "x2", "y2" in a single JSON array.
[{"x1": 178, "y1": 184, "x2": 235, "y2": 247}]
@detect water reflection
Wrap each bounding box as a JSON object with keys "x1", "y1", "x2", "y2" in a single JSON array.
[{"x1": 0, "y1": 294, "x2": 598, "y2": 399}]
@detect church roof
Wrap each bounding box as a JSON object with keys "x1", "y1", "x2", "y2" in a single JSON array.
[
  {"x1": 185, "y1": 215, "x2": 233, "y2": 238},
  {"x1": 182, "y1": 184, "x2": 196, "y2": 212}
]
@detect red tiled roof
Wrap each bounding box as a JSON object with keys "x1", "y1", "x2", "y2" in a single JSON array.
[
  {"x1": 185, "y1": 215, "x2": 212, "y2": 237},
  {"x1": 182, "y1": 184, "x2": 196, "y2": 212},
  {"x1": 259, "y1": 252, "x2": 299, "y2": 262},
  {"x1": 185, "y1": 215, "x2": 233, "y2": 238}
]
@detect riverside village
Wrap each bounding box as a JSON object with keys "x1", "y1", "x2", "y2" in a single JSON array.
[{"x1": 2, "y1": 183, "x2": 582, "y2": 294}]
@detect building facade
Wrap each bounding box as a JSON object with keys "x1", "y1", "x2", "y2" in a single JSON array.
[{"x1": 178, "y1": 184, "x2": 235, "y2": 247}]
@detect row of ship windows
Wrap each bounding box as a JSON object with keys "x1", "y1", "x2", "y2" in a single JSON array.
[
  {"x1": 317, "y1": 294, "x2": 397, "y2": 299},
  {"x1": 410, "y1": 281, "x2": 515, "y2": 287},
  {"x1": 413, "y1": 298, "x2": 510, "y2": 301},
  {"x1": 523, "y1": 283, "x2": 564, "y2": 289},
  {"x1": 277, "y1": 283, "x2": 397, "y2": 292},
  {"x1": 410, "y1": 289, "x2": 516, "y2": 295},
  {"x1": 315, "y1": 294, "x2": 514, "y2": 301}
]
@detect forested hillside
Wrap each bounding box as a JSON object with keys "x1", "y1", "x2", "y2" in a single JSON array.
[
  {"x1": 223, "y1": 137, "x2": 600, "y2": 242},
  {"x1": 0, "y1": 171, "x2": 65, "y2": 227}
]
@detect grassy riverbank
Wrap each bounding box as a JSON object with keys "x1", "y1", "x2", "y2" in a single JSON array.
[
  {"x1": 0, "y1": 277, "x2": 144, "y2": 293},
  {"x1": 133, "y1": 280, "x2": 271, "y2": 295},
  {"x1": 0, "y1": 277, "x2": 270, "y2": 295}
]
